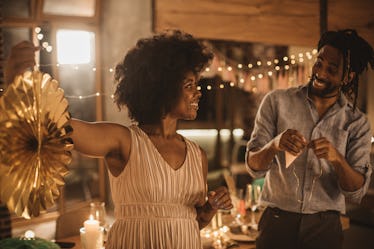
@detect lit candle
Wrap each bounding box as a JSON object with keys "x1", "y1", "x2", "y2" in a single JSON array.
[{"x1": 84, "y1": 215, "x2": 100, "y2": 249}]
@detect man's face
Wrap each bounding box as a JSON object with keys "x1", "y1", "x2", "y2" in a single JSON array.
[{"x1": 309, "y1": 45, "x2": 345, "y2": 98}]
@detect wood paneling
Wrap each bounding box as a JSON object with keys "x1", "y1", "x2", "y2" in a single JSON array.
[
  {"x1": 155, "y1": 0, "x2": 374, "y2": 47},
  {"x1": 328, "y1": 0, "x2": 374, "y2": 46}
]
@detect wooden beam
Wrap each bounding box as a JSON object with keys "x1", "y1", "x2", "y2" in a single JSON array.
[
  {"x1": 155, "y1": 0, "x2": 320, "y2": 46},
  {"x1": 155, "y1": 0, "x2": 374, "y2": 46}
]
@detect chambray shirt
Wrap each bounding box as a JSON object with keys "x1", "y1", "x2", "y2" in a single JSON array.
[{"x1": 246, "y1": 85, "x2": 372, "y2": 214}]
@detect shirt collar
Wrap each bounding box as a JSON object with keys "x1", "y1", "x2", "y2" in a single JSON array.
[{"x1": 299, "y1": 83, "x2": 350, "y2": 109}]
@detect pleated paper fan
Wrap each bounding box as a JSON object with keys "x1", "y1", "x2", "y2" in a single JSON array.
[{"x1": 0, "y1": 71, "x2": 73, "y2": 218}]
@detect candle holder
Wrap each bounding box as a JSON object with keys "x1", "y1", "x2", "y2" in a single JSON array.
[{"x1": 80, "y1": 227, "x2": 104, "y2": 249}]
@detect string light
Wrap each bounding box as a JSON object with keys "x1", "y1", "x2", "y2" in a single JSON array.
[{"x1": 31, "y1": 27, "x2": 316, "y2": 98}]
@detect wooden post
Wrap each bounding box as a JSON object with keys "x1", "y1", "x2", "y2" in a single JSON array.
[{"x1": 320, "y1": 0, "x2": 328, "y2": 35}]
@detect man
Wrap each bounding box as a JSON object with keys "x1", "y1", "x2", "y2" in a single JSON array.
[{"x1": 246, "y1": 29, "x2": 373, "y2": 249}]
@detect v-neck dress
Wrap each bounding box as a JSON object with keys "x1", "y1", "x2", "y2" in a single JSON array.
[{"x1": 106, "y1": 125, "x2": 207, "y2": 249}]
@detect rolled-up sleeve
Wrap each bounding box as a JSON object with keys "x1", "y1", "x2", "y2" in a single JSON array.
[
  {"x1": 341, "y1": 115, "x2": 373, "y2": 204},
  {"x1": 245, "y1": 92, "x2": 277, "y2": 178}
]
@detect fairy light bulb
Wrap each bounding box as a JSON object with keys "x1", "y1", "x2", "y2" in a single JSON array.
[
  {"x1": 283, "y1": 56, "x2": 288, "y2": 61},
  {"x1": 275, "y1": 66, "x2": 280, "y2": 71},
  {"x1": 219, "y1": 84, "x2": 224, "y2": 89},
  {"x1": 237, "y1": 64, "x2": 243, "y2": 69},
  {"x1": 35, "y1": 27, "x2": 41, "y2": 33},
  {"x1": 205, "y1": 67, "x2": 210, "y2": 72},
  {"x1": 274, "y1": 59, "x2": 279, "y2": 64},
  {"x1": 248, "y1": 63, "x2": 253, "y2": 68},
  {"x1": 197, "y1": 86, "x2": 201, "y2": 91},
  {"x1": 268, "y1": 71, "x2": 273, "y2": 76},
  {"x1": 258, "y1": 73, "x2": 263, "y2": 79},
  {"x1": 37, "y1": 34, "x2": 44, "y2": 40},
  {"x1": 266, "y1": 61, "x2": 272, "y2": 66},
  {"x1": 284, "y1": 65, "x2": 290, "y2": 70},
  {"x1": 229, "y1": 82, "x2": 235, "y2": 87},
  {"x1": 256, "y1": 61, "x2": 262, "y2": 66},
  {"x1": 227, "y1": 66, "x2": 232, "y2": 71},
  {"x1": 217, "y1": 67, "x2": 223, "y2": 72},
  {"x1": 250, "y1": 76, "x2": 256, "y2": 81},
  {"x1": 207, "y1": 85, "x2": 212, "y2": 90},
  {"x1": 312, "y1": 49, "x2": 318, "y2": 54}
]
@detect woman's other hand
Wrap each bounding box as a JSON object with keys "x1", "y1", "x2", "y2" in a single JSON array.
[
  {"x1": 5, "y1": 41, "x2": 39, "y2": 85},
  {"x1": 207, "y1": 186, "x2": 233, "y2": 210}
]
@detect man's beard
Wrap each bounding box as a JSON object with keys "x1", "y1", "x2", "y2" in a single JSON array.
[{"x1": 308, "y1": 74, "x2": 340, "y2": 98}]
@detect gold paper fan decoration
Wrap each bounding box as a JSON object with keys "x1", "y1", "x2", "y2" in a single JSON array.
[{"x1": 0, "y1": 71, "x2": 73, "y2": 219}]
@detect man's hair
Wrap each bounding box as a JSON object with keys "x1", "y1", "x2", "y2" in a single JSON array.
[
  {"x1": 113, "y1": 30, "x2": 213, "y2": 124},
  {"x1": 317, "y1": 29, "x2": 374, "y2": 109}
]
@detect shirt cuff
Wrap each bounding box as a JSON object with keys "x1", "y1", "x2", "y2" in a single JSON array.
[{"x1": 340, "y1": 163, "x2": 372, "y2": 204}]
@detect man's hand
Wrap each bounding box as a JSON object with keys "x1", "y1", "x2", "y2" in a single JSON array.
[
  {"x1": 273, "y1": 129, "x2": 308, "y2": 156},
  {"x1": 4, "y1": 41, "x2": 39, "y2": 85},
  {"x1": 309, "y1": 137, "x2": 342, "y2": 163}
]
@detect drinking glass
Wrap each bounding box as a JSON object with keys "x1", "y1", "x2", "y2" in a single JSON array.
[
  {"x1": 245, "y1": 184, "x2": 261, "y2": 229},
  {"x1": 90, "y1": 201, "x2": 109, "y2": 241},
  {"x1": 90, "y1": 202, "x2": 107, "y2": 227}
]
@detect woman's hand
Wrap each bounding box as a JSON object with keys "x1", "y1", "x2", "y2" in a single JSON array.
[
  {"x1": 5, "y1": 41, "x2": 39, "y2": 85},
  {"x1": 207, "y1": 186, "x2": 233, "y2": 210}
]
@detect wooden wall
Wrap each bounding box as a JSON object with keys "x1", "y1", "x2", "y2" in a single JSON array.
[{"x1": 154, "y1": 0, "x2": 374, "y2": 47}]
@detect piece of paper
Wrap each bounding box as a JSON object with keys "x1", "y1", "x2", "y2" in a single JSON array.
[
  {"x1": 274, "y1": 133, "x2": 303, "y2": 168},
  {"x1": 285, "y1": 151, "x2": 300, "y2": 168}
]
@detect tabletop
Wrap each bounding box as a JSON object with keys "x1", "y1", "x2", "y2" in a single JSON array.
[
  {"x1": 57, "y1": 211, "x2": 348, "y2": 249},
  {"x1": 58, "y1": 235, "x2": 256, "y2": 249}
]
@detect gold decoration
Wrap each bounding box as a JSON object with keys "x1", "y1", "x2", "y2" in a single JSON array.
[{"x1": 0, "y1": 71, "x2": 73, "y2": 219}]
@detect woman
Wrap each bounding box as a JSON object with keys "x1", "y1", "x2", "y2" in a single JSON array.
[{"x1": 5, "y1": 30, "x2": 233, "y2": 249}]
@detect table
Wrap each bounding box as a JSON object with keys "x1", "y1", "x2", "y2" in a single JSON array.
[
  {"x1": 57, "y1": 212, "x2": 348, "y2": 249},
  {"x1": 58, "y1": 235, "x2": 255, "y2": 249}
]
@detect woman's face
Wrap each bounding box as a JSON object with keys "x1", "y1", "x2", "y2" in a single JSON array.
[
  {"x1": 309, "y1": 45, "x2": 345, "y2": 98},
  {"x1": 170, "y1": 71, "x2": 202, "y2": 120}
]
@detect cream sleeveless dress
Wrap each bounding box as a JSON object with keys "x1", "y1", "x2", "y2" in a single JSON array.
[{"x1": 106, "y1": 125, "x2": 207, "y2": 249}]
